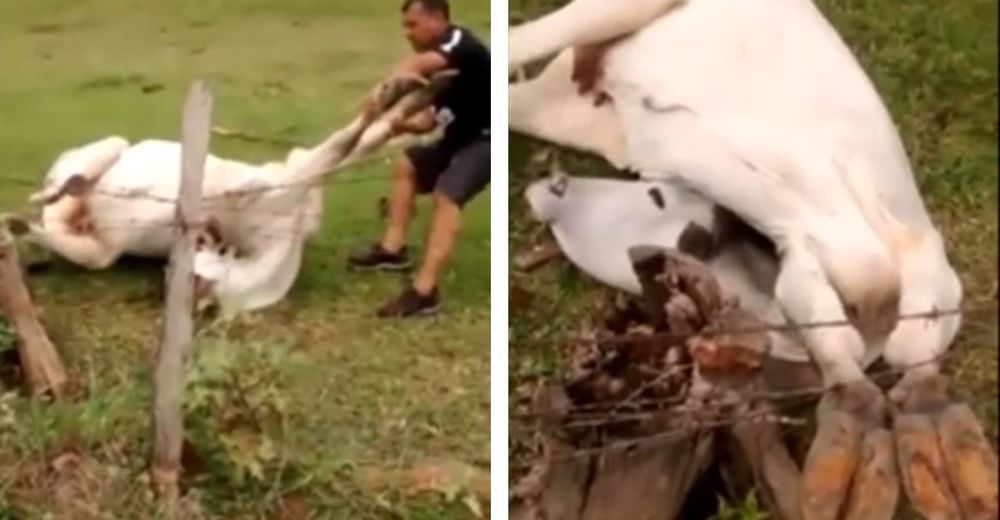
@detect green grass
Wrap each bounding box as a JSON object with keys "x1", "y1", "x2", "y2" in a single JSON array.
[
  {"x1": 508, "y1": 0, "x2": 998, "y2": 514},
  {"x1": 0, "y1": 1, "x2": 490, "y2": 518}
]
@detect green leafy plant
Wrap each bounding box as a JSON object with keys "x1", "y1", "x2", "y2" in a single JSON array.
[
  {"x1": 185, "y1": 340, "x2": 297, "y2": 485},
  {"x1": 0, "y1": 319, "x2": 15, "y2": 355},
  {"x1": 711, "y1": 491, "x2": 770, "y2": 520}
]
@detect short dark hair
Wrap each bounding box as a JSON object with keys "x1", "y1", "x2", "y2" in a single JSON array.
[{"x1": 401, "y1": 0, "x2": 450, "y2": 19}]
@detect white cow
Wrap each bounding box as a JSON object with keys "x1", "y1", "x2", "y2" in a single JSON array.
[
  {"x1": 511, "y1": 1, "x2": 995, "y2": 517},
  {"x1": 11, "y1": 73, "x2": 450, "y2": 315}
]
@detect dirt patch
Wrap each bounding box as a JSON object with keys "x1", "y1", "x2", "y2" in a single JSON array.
[{"x1": 4, "y1": 444, "x2": 209, "y2": 519}]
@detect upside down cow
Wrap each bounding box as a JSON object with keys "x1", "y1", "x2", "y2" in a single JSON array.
[
  {"x1": 7, "y1": 72, "x2": 454, "y2": 316},
  {"x1": 511, "y1": 0, "x2": 997, "y2": 518}
]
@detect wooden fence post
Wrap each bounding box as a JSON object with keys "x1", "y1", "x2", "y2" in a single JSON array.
[
  {"x1": 0, "y1": 230, "x2": 67, "y2": 396},
  {"x1": 150, "y1": 81, "x2": 213, "y2": 500}
]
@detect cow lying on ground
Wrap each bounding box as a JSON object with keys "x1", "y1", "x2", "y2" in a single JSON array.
[
  {"x1": 7, "y1": 72, "x2": 453, "y2": 315},
  {"x1": 511, "y1": 0, "x2": 995, "y2": 517}
]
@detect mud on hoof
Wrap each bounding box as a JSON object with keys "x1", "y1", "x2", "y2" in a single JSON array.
[
  {"x1": 802, "y1": 379, "x2": 898, "y2": 520},
  {"x1": 891, "y1": 373, "x2": 998, "y2": 520}
]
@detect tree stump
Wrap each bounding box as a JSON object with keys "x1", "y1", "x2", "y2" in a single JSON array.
[
  {"x1": 0, "y1": 231, "x2": 67, "y2": 395},
  {"x1": 511, "y1": 246, "x2": 806, "y2": 520}
]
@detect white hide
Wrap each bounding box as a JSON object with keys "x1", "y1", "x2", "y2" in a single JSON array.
[
  {"x1": 508, "y1": 0, "x2": 683, "y2": 72},
  {"x1": 509, "y1": 0, "x2": 962, "y2": 383},
  {"x1": 525, "y1": 174, "x2": 886, "y2": 365},
  {"x1": 509, "y1": 51, "x2": 628, "y2": 168}
]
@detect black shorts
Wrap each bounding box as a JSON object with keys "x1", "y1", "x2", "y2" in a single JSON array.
[{"x1": 405, "y1": 137, "x2": 490, "y2": 207}]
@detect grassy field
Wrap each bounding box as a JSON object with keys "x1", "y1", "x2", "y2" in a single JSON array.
[
  {"x1": 0, "y1": 1, "x2": 490, "y2": 518},
  {"x1": 508, "y1": 0, "x2": 998, "y2": 516}
]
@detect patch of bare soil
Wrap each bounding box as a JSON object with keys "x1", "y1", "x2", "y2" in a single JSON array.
[{"x1": 5, "y1": 443, "x2": 209, "y2": 519}]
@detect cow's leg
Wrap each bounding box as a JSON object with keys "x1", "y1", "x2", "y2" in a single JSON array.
[
  {"x1": 510, "y1": 50, "x2": 629, "y2": 168},
  {"x1": 509, "y1": 0, "x2": 683, "y2": 71},
  {"x1": 624, "y1": 109, "x2": 900, "y2": 519},
  {"x1": 302, "y1": 186, "x2": 324, "y2": 237},
  {"x1": 30, "y1": 136, "x2": 128, "y2": 204},
  {"x1": 880, "y1": 256, "x2": 997, "y2": 520},
  {"x1": 194, "y1": 229, "x2": 304, "y2": 316}
]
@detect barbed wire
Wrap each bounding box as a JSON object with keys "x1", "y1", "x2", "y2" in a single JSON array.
[
  {"x1": 506, "y1": 302, "x2": 979, "y2": 470},
  {"x1": 507, "y1": 342, "x2": 996, "y2": 471},
  {"x1": 584, "y1": 307, "x2": 962, "y2": 348},
  {"x1": 0, "y1": 129, "x2": 417, "y2": 211},
  {"x1": 512, "y1": 345, "x2": 957, "y2": 426},
  {"x1": 0, "y1": 138, "x2": 415, "y2": 244},
  {"x1": 527, "y1": 309, "x2": 965, "y2": 427}
]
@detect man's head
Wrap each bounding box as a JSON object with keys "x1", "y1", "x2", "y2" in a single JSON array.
[{"x1": 401, "y1": 0, "x2": 450, "y2": 51}]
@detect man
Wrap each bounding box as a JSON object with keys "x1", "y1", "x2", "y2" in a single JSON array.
[{"x1": 349, "y1": 0, "x2": 490, "y2": 318}]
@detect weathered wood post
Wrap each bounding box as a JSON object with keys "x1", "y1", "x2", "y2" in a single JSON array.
[
  {"x1": 150, "y1": 81, "x2": 212, "y2": 499},
  {"x1": 0, "y1": 230, "x2": 68, "y2": 396}
]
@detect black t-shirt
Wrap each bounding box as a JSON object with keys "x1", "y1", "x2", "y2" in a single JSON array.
[{"x1": 430, "y1": 25, "x2": 490, "y2": 147}]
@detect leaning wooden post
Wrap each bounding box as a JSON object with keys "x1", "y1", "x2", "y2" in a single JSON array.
[
  {"x1": 0, "y1": 230, "x2": 68, "y2": 396},
  {"x1": 150, "y1": 81, "x2": 212, "y2": 499}
]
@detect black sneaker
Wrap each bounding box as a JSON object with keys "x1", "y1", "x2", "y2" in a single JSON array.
[
  {"x1": 377, "y1": 286, "x2": 440, "y2": 318},
  {"x1": 348, "y1": 243, "x2": 411, "y2": 271}
]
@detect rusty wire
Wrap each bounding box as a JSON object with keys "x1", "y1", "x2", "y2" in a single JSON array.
[
  {"x1": 507, "y1": 305, "x2": 974, "y2": 468},
  {"x1": 0, "y1": 143, "x2": 409, "y2": 244},
  {"x1": 507, "y1": 347, "x2": 991, "y2": 471},
  {"x1": 513, "y1": 348, "x2": 956, "y2": 427},
  {"x1": 0, "y1": 132, "x2": 410, "y2": 210},
  {"x1": 511, "y1": 307, "x2": 962, "y2": 422}
]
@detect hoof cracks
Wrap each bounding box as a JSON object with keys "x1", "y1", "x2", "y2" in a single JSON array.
[
  {"x1": 894, "y1": 412, "x2": 961, "y2": 520},
  {"x1": 936, "y1": 404, "x2": 998, "y2": 520},
  {"x1": 802, "y1": 408, "x2": 863, "y2": 520}
]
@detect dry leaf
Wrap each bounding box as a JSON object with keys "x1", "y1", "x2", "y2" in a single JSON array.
[{"x1": 406, "y1": 457, "x2": 490, "y2": 515}]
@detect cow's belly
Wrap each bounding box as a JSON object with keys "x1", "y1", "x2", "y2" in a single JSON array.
[
  {"x1": 601, "y1": 0, "x2": 930, "y2": 228},
  {"x1": 99, "y1": 140, "x2": 262, "y2": 198},
  {"x1": 82, "y1": 140, "x2": 273, "y2": 256},
  {"x1": 604, "y1": 0, "x2": 881, "y2": 134}
]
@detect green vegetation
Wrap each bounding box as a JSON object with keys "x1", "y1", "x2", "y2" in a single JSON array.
[{"x1": 0, "y1": 0, "x2": 490, "y2": 517}]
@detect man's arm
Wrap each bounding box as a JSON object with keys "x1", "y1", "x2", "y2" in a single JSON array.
[{"x1": 393, "y1": 51, "x2": 449, "y2": 80}]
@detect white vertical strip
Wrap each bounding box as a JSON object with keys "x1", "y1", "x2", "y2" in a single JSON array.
[{"x1": 489, "y1": 0, "x2": 510, "y2": 517}]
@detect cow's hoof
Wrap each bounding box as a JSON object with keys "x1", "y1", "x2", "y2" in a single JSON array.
[
  {"x1": 892, "y1": 374, "x2": 998, "y2": 520},
  {"x1": 802, "y1": 379, "x2": 898, "y2": 520}
]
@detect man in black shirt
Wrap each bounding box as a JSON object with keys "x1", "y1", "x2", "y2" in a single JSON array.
[{"x1": 350, "y1": 0, "x2": 490, "y2": 318}]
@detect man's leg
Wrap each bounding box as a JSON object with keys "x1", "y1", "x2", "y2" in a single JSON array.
[
  {"x1": 378, "y1": 138, "x2": 490, "y2": 318},
  {"x1": 380, "y1": 154, "x2": 419, "y2": 253},
  {"x1": 348, "y1": 144, "x2": 444, "y2": 271},
  {"x1": 412, "y1": 191, "x2": 462, "y2": 294}
]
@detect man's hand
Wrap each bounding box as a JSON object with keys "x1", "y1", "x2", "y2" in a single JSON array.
[
  {"x1": 361, "y1": 94, "x2": 382, "y2": 122},
  {"x1": 390, "y1": 108, "x2": 437, "y2": 137}
]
